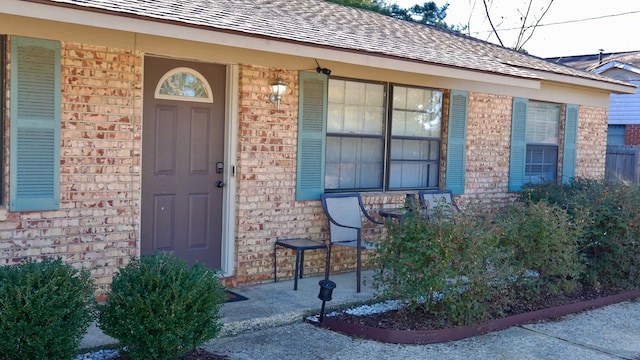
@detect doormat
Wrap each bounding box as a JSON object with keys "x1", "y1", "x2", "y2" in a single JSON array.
[{"x1": 224, "y1": 290, "x2": 249, "y2": 303}]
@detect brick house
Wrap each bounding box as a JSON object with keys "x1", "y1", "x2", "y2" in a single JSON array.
[{"x1": 0, "y1": 0, "x2": 635, "y2": 295}]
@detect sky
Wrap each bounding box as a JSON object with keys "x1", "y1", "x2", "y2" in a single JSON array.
[{"x1": 391, "y1": 0, "x2": 640, "y2": 58}]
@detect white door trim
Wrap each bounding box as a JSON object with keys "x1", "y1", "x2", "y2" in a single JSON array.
[{"x1": 220, "y1": 64, "x2": 238, "y2": 277}]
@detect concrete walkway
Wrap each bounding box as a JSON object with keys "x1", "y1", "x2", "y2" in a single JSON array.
[
  {"x1": 80, "y1": 270, "x2": 378, "y2": 349},
  {"x1": 80, "y1": 271, "x2": 640, "y2": 359}
]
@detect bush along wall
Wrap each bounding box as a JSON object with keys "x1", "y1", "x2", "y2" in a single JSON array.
[
  {"x1": 375, "y1": 179, "x2": 640, "y2": 326},
  {"x1": 0, "y1": 257, "x2": 95, "y2": 360},
  {"x1": 521, "y1": 178, "x2": 640, "y2": 289},
  {"x1": 98, "y1": 252, "x2": 226, "y2": 360}
]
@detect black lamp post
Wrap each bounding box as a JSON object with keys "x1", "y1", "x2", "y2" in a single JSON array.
[{"x1": 318, "y1": 279, "x2": 336, "y2": 322}]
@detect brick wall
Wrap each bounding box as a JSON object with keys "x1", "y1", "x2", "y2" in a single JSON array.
[
  {"x1": 234, "y1": 65, "x2": 307, "y2": 285},
  {"x1": 625, "y1": 124, "x2": 640, "y2": 145},
  {"x1": 0, "y1": 40, "x2": 142, "y2": 296},
  {"x1": 575, "y1": 106, "x2": 607, "y2": 178},
  {"x1": 460, "y1": 92, "x2": 516, "y2": 206}
]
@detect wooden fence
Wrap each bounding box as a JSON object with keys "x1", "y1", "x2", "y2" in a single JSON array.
[{"x1": 605, "y1": 145, "x2": 640, "y2": 183}]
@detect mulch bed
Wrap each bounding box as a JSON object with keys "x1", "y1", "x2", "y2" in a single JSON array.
[
  {"x1": 334, "y1": 286, "x2": 624, "y2": 331},
  {"x1": 316, "y1": 286, "x2": 640, "y2": 344}
]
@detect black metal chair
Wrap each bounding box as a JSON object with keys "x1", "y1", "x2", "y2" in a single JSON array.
[
  {"x1": 320, "y1": 193, "x2": 383, "y2": 293},
  {"x1": 418, "y1": 189, "x2": 461, "y2": 219}
]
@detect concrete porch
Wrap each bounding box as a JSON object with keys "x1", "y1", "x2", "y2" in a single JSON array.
[{"x1": 79, "y1": 270, "x2": 377, "y2": 350}]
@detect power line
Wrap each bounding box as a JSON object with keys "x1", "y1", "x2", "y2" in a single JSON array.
[
  {"x1": 535, "y1": 10, "x2": 640, "y2": 28},
  {"x1": 471, "y1": 10, "x2": 640, "y2": 34}
]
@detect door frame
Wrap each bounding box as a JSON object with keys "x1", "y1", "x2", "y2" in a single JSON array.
[
  {"x1": 219, "y1": 64, "x2": 238, "y2": 276},
  {"x1": 139, "y1": 56, "x2": 238, "y2": 277}
]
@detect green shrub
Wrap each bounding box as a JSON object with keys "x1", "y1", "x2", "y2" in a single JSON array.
[
  {"x1": 0, "y1": 257, "x2": 95, "y2": 360},
  {"x1": 374, "y1": 210, "x2": 515, "y2": 326},
  {"x1": 522, "y1": 178, "x2": 640, "y2": 289},
  {"x1": 374, "y1": 200, "x2": 586, "y2": 326},
  {"x1": 375, "y1": 179, "x2": 640, "y2": 326},
  {"x1": 98, "y1": 252, "x2": 225, "y2": 360},
  {"x1": 494, "y1": 202, "x2": 584, "y2": 297}
]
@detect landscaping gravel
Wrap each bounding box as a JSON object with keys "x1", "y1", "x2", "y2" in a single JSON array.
[{"x1": 74, "y1": 348, "x2": 119, "y2": 360}]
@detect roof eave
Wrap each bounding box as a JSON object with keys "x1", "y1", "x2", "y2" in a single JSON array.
[{"x1": 529, "y1": 70, "x2": 637, "y2": 95}]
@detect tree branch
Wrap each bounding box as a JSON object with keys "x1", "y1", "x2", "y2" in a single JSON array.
[
  {"x1": 518, "y1": 0, "x2": 555, "y2": 51},
  {"x1": 482, "y1": 0, "x2": 504, "y2": 47}
]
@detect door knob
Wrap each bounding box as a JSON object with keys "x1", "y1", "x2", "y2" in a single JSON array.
[{"x1": 216, "y1": 180, "x2": 225, "y2": 188}]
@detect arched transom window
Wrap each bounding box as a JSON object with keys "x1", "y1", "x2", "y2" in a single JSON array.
[{"x1": 154, "y1": 67, "x2": 213, "y2": 103}]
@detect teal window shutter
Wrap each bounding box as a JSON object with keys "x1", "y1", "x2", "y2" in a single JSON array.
[
  {"x1": 562, "y1": 104, "x2": 579, "y2": 184},
  {"x1": 508, "y1": 98, "x2": 528, "y2": 192},
  {"x1": 295, "y1": 72, "x2": 327, "y2": 200},
  {"x1": 445, "y1": 90, "x2": 468, "y2": 195},
  {"x1": 10, "y1": 37, "x2": 61, "y2": 211}
]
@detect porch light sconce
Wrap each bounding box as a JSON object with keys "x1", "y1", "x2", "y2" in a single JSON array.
[{"x1": 269, "y1": 78, "x2": 287, "y2": 109}]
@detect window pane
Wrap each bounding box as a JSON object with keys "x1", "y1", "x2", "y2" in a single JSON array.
[
  {"x1": 366, "y1": 83, "x2": 385, "y2": 107},
  {"x1": 364, "y1": 106, "x2": 384, "y2": 134},
  {"x1": 328, "y1": 80, "x2": 384, "y2": 135},
  {"x1": 525, "y1": 144, "x2": 558, "y2": 183},
  {"x1": 155, "y1": 67, "x2": 213, "y2": 103},
  {"x1": 327, "y1": 104, "x2": 344, "y2": 132},
  {"x1": 328, "y1": 79, "x2": 345, "y2": 103},
  {"x1": 392, "y1": 110, "x2": 441, "y2": 137},
  {"x1": 389, "y1": 139, "x2": 439, "y2": 188},
  {"x1": 389, "y1": 162, "x2": 438, "y2": 188},
  {"x1": 607, "y1": 125, "x2": 625, "y2": 145},
  {"x1": 526, "y1": 102, "x2": 560, "y2": 144},
  {"x1": 159, "y1": 72, "x2": 208, "y2": 98},
  {"x1": 325, "y1": 136, "x2": 383, "y2": 190},
  {"x1": 389, "y1": 85, "x2": 442, "y2": 190},
  {"x1": 345, "y1": 81, "x2": 366, "y2": 104},
  {"x1": 525, "y1": 101, "x2": 560, "y2": 183},
  {"x1": 390, "y1": 139, "x2": 439, "y2": 160},
  {"x1": 393, "y1": 86, "x2": 407, "y2": 109},
  {"x1": 326, "y1": 78, "x2": 385, "y2": 190},
  {"x1": 392, "y1": 87, "x2": 442, "y2": 137}
]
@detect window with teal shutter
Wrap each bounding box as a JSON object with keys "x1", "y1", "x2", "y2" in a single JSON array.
[
  {"x1": 445, "y1": 90, "x2": 468, "y2": 195},
  {"x1": 296, "y1": 73, "x2": 449, "y2": 197},
  {"x1": 10, "y1": 37, "x2": 61, "y2": 211},
  {"x1": 509, "y1": 98, "x2": 528, "y2": 192},
  {"x1": 295, "y1": 72, "x2": 327, "y2": 200},
  {"x1": 562, "y1": 104, "x2": 579, "y2": 183}
]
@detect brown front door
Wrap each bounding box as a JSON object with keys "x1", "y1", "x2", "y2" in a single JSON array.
[{"x1": 141, "y1": 56, "x2": 226, "y2": 269}]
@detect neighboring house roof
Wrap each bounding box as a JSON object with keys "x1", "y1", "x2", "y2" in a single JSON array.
[
  {"x1": 16, "y1": 0, "x2": 636, "y2": 93},
  {"x1": 547, "y1": 51, "x2": 640, "y2": 73},
  {"x1": 548, "y1": 51, "x2": 640, "y2": 126}
]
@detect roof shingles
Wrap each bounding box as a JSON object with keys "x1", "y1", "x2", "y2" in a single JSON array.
[{"x1": 27, "y1": 0, "x2": 631, "y2": 87}]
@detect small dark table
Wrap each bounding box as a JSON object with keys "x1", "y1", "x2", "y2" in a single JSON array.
[
  {"x1": 274, "y1": 238, "x2": 327, "y2": 290},
  {"x1": 378, "y1": 208, "x2": 410, "y2": 222}
]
